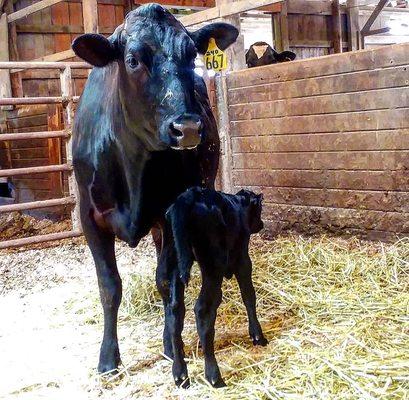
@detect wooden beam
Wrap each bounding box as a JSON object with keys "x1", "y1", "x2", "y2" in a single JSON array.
[
  {"x1": 361, "y1": 0, "x2": 388, "y2": 34},
  {"x1": 0, "y1": 13, "x2": 12, "y2": 111},
  {"x1": 332, "y1": 0, "x2": 342, "y2": 53},
  {"x1": 83, "y1": 0, "x2": 98, "y2": 33},
  {"x1": 16, "y1": 23, "x2": 115, "y2": 34},
  {"x1": 346, "y1": 0, "x2": 360, "y2": 50},
  {"x1": 365, "y1": 26, "x2": 390, "y2": 36},
  {"x1": 7, "y1": 0, "x2": 66, "y2": 23},
  {"x1": 179, "y1": 0, "x2": 283, "y2": 27}
]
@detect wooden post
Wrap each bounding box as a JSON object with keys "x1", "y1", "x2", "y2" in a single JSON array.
[
  {"x1": 60, "y1": 67, "x2": 81, "y2": 232},
  {"x1": 215, "y1": 74, "x2": 233, "y2": 193},
  {"x1": 214, "y1": 0, "x2": 245, "y2": 192},
  {"x1": 215, "y1": 0, "x2": 245, "y2": 71},
  {"x1": 347, "y1": 0, "x2": 360, "y2": 50},
  {"x1": 0, "y1": 13, "x2": 12, "y2": 111},
  {"x1": 280, "y1": 0, "x2": 289, "y2": 51},
  {"x1": 47, "y1": 105, "x2": 63, "y2": 198},
  {"x1": 272, "y1": 12, "x2": 282, "y2": 52},
  {"x1": 332, "y1": 0, "x2": 342, "y2": 53},
  {"x1": 83, "y1": 0, "x2": 98, "y2": 33}
]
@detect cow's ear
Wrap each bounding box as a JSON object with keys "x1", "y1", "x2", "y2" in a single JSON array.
[
  {"x1": 189, "y1": 22, "x2": 239, "y2": 54},
  {"x1": 72, "y1": 34, "x2": 119, "y2": 67},
  {"x1": 276, "y1": 50, "x2": 296, "y2": 62}
]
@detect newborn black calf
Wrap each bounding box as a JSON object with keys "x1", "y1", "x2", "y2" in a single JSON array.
[{"x1": 156, "y1": 187, "x2": 267, "y2": 388}]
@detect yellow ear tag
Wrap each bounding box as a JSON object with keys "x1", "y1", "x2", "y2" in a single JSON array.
[{"x1": 204, "y1": 38, "x2": 227, "y2": 72}]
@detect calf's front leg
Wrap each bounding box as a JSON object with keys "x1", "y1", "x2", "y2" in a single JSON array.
[
  {"x1": 235, "y1": 256, "x2": 268, "y2": 347},
  {"x1": 156, "y1": 226, "x2": 189, "y2": 388},
  {"x1": 195, "y1": 270, "x2": 225, "y2": 388}
]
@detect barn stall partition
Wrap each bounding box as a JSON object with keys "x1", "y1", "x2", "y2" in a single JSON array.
[
  {"x1": 219, "y1": 42, "x2": 409, "y2": 241},
  {"x1": 0, "y1": 61, "x2": 89, "y2": 249}
]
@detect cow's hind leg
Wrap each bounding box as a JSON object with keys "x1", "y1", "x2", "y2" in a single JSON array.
[
  {"x1": 235, "y1": 256, "x2": 268, "y2": 346},
  {"x1": 195, "y1": 269, "x2": 225, "y2": 388},
  {"x1": 81, "y1": 204, "x2": 122, "y2": 373}
]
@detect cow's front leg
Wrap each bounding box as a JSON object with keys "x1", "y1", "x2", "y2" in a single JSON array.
[
  {"x1": 82, "y1": 204, "x2": 122, "y2": 374},
  {"x1": 235, "y1": 256, "x2": 268, "y2": 347},
  {"x1": 195, "y1": 269, "x2": 225, "y2": 388}
]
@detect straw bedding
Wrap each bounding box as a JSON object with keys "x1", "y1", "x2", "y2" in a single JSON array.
[{"x1": 109, "y1": 235, "x2": 409, "y2": 399}]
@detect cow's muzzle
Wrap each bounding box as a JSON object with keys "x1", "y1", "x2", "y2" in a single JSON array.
[{"x1": 169, "y1": 115, "x2": 202, "y2": 150}]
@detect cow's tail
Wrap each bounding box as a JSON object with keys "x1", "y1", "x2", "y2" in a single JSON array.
[{"x1": 166, "y1": 199, "x2": 194, "y2": 286}]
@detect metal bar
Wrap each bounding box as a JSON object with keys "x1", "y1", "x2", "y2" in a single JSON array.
[
  {"x1": 0, "y1": 164, "x2": 72, "y2": 178},
  {"x1": 0, "y1": 230, "x2": 82, "y2": 250},
  {"x1": 0, "y1": 61, "x2": 89, "y2": 69},
  {"x1": 0, "y1": 130, "x2": 69, "y2": 141},
  {"x1": 61, "y1": 66, "x2": 82, "y2": 232},
  {"x1": 0, "y1": 96, "x2": 79, "y2": 105},
  {"x1": 0, "y1": 196, "x2": 75, "y2": 213},
  {"x1": 365, "y1": 27, "x2": 390, "y2": 36}
]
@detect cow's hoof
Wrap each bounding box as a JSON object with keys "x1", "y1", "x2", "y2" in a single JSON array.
[
  {"x1": 98, "y1": 348, "x2": 121, "y2": 375},
  {"x1": 252, "y1": 335, "x2": 269, "y2": 347},
  {"x1": 175, "y1": 375, "x2": 190, "y2": 388}
]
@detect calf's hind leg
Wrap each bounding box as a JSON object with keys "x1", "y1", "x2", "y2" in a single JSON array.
[
  {"x1": 195, "y1": 269, "x2": 225, "y2": 388},
  {"x1": 81, "y1": 203, "x2": 122, "y2": 373},
  {"x1": 235, "y1": 256, "x2": 268, "y2": 346}
]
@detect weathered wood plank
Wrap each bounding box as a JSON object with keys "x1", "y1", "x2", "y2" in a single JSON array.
[
  {"x1": 226, "y1": 42, "x2": 409, "y2": 88},
  {"x1": 232, "y1": 129, "x2": 409, "y2": 153},
  {"x1": 262, "y1": 203, "x2": 409, "y2": 233},
  {"x1": 233, "y1": 150, "x2": 409, "y2": 171},
  {"x1": 7, "y1": 0, "x2": 66, "y2": 23},
  {"x1": 227, "y1": 65, "x2": 409, "y2": 105},
  {"x1": 236, "y1": 186, "x2": 409, "y2": 213},
  {"x1": 232, "y1": 169, "x2": 409, "y2": 191},
  {"x1": 0, "y1": 13, "x2": 12, "y2": 110},
  {"x1": 230, "y1": 108, "x2": 409, "y2": 136},
  {"x1": 229, "y1": 87, "x2": 409, "y2": 121}
]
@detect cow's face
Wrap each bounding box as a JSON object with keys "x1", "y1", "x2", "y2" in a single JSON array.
[
  {"x1": 72, "y1": 4, "x2": 238, "y2": 150},
  {"x1": 246, "y1": 41, "x2": 296, "y2": 68}
]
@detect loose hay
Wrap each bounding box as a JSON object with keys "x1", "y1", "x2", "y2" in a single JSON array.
[{"x1": 117, "y1": 235, "x2": 409, "y2": 399}]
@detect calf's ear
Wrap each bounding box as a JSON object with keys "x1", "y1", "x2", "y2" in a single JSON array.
[
  {"x1": 189, "y1": 22, "x2": 239, "y2": 54},
  {"x1": 72, "y1": 34, "x2": 119, "y2": 67},
  {"x1": 276, "y1": 50, "x2": 296, "y2": 62}
]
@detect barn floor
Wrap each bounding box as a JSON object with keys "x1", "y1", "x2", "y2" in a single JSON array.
[{"x1": 0, "y1": 234, "x2": 408, "y2": 400}]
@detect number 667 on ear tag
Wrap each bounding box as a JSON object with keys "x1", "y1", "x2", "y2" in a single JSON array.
[{"x1": 204, "y1": 38, "x2": 227, "y2": 72}]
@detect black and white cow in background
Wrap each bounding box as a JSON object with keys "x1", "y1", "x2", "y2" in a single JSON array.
[
  {"x1": 246, "y1": 41, "x2": 296, "y2": 68},
  {"x1": 71, "y1": 3, "x2": 238, "y2": 379}
]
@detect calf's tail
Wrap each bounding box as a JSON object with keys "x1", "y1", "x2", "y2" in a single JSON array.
[{"x1": 166, "y1": 200, "x2": 194, "y2": 286}]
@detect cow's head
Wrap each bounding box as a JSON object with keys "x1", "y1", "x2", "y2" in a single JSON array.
[
  {"x1": 246, "y1": 41, "x2": 296, "y2": 68},
  {"x1": 72, "y1": 4, "x2": 238, "y2": 150}
]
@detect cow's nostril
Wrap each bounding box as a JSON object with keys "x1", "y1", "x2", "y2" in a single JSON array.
[{"x1": 169, "y1": 123, "x2": 185, "y2": 138}]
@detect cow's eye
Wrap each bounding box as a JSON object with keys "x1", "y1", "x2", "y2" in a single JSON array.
[{"x1": 127, "y1": 56, "x2": 139, "y2": 69}]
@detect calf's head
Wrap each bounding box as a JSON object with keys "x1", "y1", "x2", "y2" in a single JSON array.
[
  {"x1": 236, "y1": 189, "x2": 264, "y2": 233},
  {"x1": 72, "y1": 4, "x2": 238, "y2": 150}
]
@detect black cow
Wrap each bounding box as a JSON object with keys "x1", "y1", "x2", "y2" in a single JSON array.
[
  {"x1": 246, "y1": 41, "x2": 296, "y2": 68},
  {"x1": 71, "y1": 3, "x2": 238, "y2": 374},
  {"x1": 162, "y1": 187, "x2": 267, "y2": 387}
]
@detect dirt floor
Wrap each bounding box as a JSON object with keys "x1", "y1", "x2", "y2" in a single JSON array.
[{"x1": 0, "y1": 233, "x2": 408, "y2": 400}]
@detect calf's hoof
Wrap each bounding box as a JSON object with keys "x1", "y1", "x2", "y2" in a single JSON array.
[
  {"x1": 252, "y1": 335, "x2": 268, "y2": 347},
  {"x1": 208, "y1": 375, "x2": 227, "y2": 388},
  {"x1": 175, "y1": 375, "x2": 190, "y2": 389}
]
